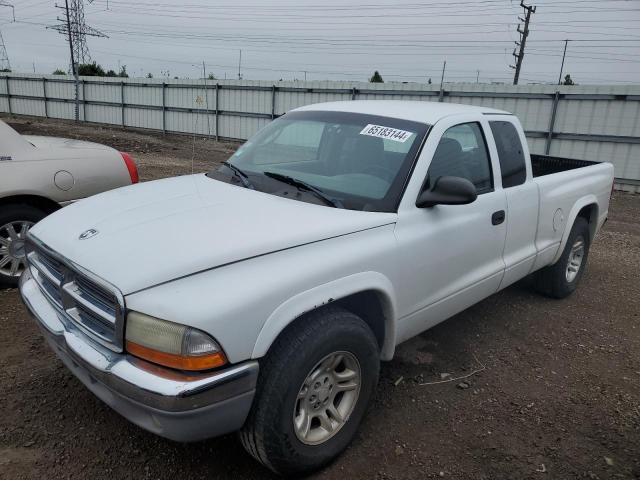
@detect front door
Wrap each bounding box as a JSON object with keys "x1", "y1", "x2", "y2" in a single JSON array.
[{"x1": 394, "y1": 118, "x2": 507, "y2": 343}]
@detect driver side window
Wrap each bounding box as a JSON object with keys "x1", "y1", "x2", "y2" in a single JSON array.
[{"x1": 427, "y1": 122, "x2": 493, "y2": 194}]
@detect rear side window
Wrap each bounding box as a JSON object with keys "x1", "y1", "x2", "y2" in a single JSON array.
[{"x1": 489, "y1": 121, "x2": 526, "y2": 188}]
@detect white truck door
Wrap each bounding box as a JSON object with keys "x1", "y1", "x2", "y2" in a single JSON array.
[
  {"x1": 485, "y1": 117, "x2": 540, "y2": 289},
  {"x1": 394, "y1": 117, "x2": 507, "y2": 343}
]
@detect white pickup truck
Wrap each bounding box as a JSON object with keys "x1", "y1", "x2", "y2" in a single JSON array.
[{"x1": 20, "y1": 101, "x2": 613, "y2": 475}]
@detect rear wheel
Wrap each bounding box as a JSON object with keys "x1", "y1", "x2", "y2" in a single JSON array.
[
  {"x1": 240, "y1": 306, "x2": 380, "y2": 476},
  {"x1": 534, "y1": 217, "x2": 590, "y2": 299},
  {"x1": 0, "y1": 205, "x2": 47, "y2": 287}
]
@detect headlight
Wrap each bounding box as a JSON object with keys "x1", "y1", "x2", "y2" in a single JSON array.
[{"x1": 125, "y1": 312, "x2": 227, "y2": 371}]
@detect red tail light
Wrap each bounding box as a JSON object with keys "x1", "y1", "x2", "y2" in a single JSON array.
[{"x1": 120, "y1": 152, "x2": 139, "y2": 184}]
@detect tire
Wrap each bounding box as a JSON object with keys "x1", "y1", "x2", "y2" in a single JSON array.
[
  {"x1": 0, "y1": 204, "x2": 48, "y2": 288},
  {"x1": 533, "y1": 216, "x2": 590, "y2": 299},
  {"x1": 240, "y1": 306, "x2": 380, "y2": 476}
]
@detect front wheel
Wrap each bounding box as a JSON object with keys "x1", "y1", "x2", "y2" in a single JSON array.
[
  {"x1": 240, "y1": 306, "x2": 380, "y2": 476},
  {"x1": 533, "y1": 216, "x2": 591, "y2": 299},
  {"x1": 0, "y1": 205, "x2": 48, "y2": 287}
]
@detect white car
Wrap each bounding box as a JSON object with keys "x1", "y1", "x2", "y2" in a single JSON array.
[
  {"x1": 19, "y1": 101, "x2": 614, "y2": 475},
  {"x1": 0, "y1": 119, "x2": 138, "y2": 286}
]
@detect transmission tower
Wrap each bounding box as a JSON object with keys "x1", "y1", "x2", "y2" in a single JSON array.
[
  {"x1": 0, "y1": 30, "x2": 9, "y2": 71},
  {"x1": 509, "y1": 1, "x2": 536, "y2": 85},
  {"x1": 50, "y1": 0, "x2": 107, "y2": 70},
  {"x1": 0, "y1": 1, "x2": 13, "y2": 71},
  {"x1": 48, "y1": 0, "x2": 106, "y2": 120}
]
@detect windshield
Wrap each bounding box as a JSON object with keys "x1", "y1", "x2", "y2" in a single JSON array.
[{"x1": 207, "y1": 110, "x2": 429, "y2": 212}]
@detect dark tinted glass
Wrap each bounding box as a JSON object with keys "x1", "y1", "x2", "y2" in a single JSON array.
[
  {"x1": 428, "y1": 122, "x2": 493, "y2": 194},
  {"x1": 489, "y1": 120, "x2": 526, "y2": 188}
]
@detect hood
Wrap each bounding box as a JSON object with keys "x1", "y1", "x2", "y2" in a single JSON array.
[
  {"x1": 30, "y1": 174, "x2": 396, "y2": 294},
  {"x1": 23, "y1": 135, "x2": 114, "y2": 151}
]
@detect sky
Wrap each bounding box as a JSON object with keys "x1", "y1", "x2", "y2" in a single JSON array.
[{"x1": 1, "y1": 0, "x2": 640, "y2": 84}]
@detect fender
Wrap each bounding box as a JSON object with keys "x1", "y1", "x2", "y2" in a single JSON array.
[
  {"x1": 551, "y1": 194, "x2": 599, "y2": 265},
  {"x1": 251, "y1": 271, "x2": 397, "y2": 361}
]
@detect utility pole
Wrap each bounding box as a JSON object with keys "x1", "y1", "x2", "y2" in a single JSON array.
[
  {"x1": 238, "y1": 49, "x2": 242, "y2": 80},
  {"x1": 476, "y1": 70, "x2": 480, "y2": 83},
  {"x1": 438, "y1": 60, "x2": 446, "y2": 102},
  {"x1": 509, "y1": 1, "x2": 536, "y2": 85},
  {"x1": 558, "y1": 39, "x2": 569, "y2": 85}
]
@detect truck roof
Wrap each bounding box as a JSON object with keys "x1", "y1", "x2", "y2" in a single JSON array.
[{"x1": 293, "y1": 100, "x2": 510, "y2": 125}]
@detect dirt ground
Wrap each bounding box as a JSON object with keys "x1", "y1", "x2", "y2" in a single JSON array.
[{"x1": 1, "y1": 116, "x2": 639, "y2": 480}]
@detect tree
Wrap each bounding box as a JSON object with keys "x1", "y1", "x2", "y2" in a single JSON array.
[
  {"x1": 77, "y1": 61, "x2": 106, "y2": 76},
  {"x1": 563, "y1": 74, "x2": 575, "y2": 86},
  {"x1": 146, "y1": 72, "x2": 153, "y2": 78},
  {"x1": 118, "y1": 65, "x2": 129, "y2": 78},
  {"x1": 207, "y1": 73, "x2": 216, "y2": 80},
  {"x1": 369, "y1": 70, "x2": 384, "y2": 83},
  {"x1": 428, "y1": 78, "x2": 432, "y2": 84},
  {"x1": 0, "y1": 68, "x2": 10, "y2": 73},
  {"x1": 105, "y1": 69, "x2": 118, "y2": 77},
  {"x1": 52, "y1": 68, "x2": 66, "y2": 75}
]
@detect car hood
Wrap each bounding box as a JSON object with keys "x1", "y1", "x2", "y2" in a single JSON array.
[
  {"x1": 30, "y1": 174, "x2": 396, "y2": 294},
  {"x1": 23, "y1": 135, "x2": 115, "y2": 151}
]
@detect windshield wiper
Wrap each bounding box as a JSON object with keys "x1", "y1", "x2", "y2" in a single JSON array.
[
  {"x1": 222, "y1": 161, "x2": 255, "y2": 190},
  {"x1": 263, "y1": 171, "x2": 344, "y2": 208}
]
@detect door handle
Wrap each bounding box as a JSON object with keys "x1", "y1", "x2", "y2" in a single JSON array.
[{"x1": 491, "y1": 210, "x2": 505, "y2": 225}]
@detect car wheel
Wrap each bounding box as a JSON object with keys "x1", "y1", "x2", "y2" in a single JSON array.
[
  {"x1": 534, "y1": 217, "x2": 590, "y2": 299},
  {"x1": 240, "y1": 306, "x2": 380, "y2": 476},
  {"x1": 0, "y1": 205, "x2": 47, "y2": 287}
]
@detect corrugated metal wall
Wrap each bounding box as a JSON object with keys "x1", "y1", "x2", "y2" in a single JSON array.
[{"x1": 1, "y1": 73, "x2": 639, "y2": 190}]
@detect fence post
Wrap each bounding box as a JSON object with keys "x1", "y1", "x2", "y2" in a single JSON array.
[
  {"x1": 271, "y1": 84, "x2": 276, "y2": 119},
  {"x1": 120, "y1": 81, "x2": 125, "y2": 127},
  {"x1": 545, "y1": 91, "x2": 560, "y2": 154},
  {"x1": 215, "y1": 83, "x2": 219, "y2": 141},
  {"x1": 43, "y1": 77, "x2": 48, "y2": 118},
  {"x1": 351, "y1": 87, "x2": 357, "y2": 100},
  {"x1": 5, "y1": 76, "x2": 11, "y2": 115},
  {"x1": 438, "y1": 85, "x2": 445, "y2": 102},
  {"x1": 82, "y1": 79, "x2": 87, "y2": 121},
  {"x1": 162, "y1": 82, "x2": 166, "y2": 134}
]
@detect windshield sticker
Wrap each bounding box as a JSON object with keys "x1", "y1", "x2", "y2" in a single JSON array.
[{"x1": 359, "y1": 124, "x2": 413, "y2": 143}]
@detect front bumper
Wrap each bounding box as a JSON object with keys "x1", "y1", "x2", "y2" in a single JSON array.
[{"x1": 19, "y1": 269, "x2": 259, "y2": 442}]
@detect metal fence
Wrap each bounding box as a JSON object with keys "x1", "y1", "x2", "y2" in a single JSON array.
[{"x1": 1, "y1": 73, "x2": 639, "y2": 191}]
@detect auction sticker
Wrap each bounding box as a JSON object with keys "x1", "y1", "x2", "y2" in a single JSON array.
[{"x1": 360, "y1": 124, "x2": 413, "y2": 143}]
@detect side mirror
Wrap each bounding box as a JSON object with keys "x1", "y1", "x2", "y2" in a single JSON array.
[{"x1": 416, "y1": 176, "x2": 477, "y2": 208}]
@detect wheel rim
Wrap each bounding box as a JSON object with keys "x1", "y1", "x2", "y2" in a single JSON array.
[
  {"x1": 0, "y1": 220, "x2": 34, "y2": 278},
  {"x1": 565, "y1": 236, "x2": 585, "y2": 283},
  {"x1": 293, "y1": 351, "x2": 361, "y2": 445}
]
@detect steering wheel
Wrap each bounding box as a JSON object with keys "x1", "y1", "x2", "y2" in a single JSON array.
[{"x1": 363, "y1": 165, "x2": 396, "y2": 182}]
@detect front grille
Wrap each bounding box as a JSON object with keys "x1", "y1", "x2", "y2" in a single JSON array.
[{"x1": 26, "y1": 239, "x2": 124, "y2": 351}]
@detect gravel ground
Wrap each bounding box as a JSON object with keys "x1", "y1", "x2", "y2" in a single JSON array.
[{"x1": 1, "y1": 116, "x2": 639, "y2": 480}]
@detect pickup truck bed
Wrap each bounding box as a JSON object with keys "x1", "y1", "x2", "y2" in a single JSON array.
[{"x1": 531, "y1": 154, "x2": 600, "y2": 177}]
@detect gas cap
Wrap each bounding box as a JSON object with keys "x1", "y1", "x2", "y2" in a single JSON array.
[
  {"x1": 553, "y1": 208, "x2": 565, "y2": 232},
  {"x1": 54, "y1": 170, "x2": 74, "y2": 191}
]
